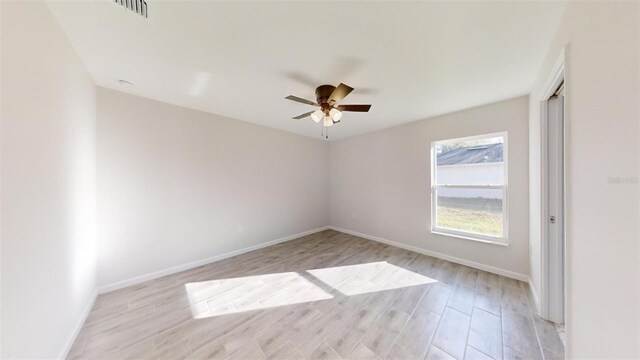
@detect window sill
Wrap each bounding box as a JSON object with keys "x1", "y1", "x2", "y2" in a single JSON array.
[{"x1": 430, "y1": 229, "x2": 508, "y2": 247}]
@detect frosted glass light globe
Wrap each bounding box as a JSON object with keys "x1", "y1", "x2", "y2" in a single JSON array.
[
  {"x1": 329, "y1": 108, "x2": 342, "y2": 122},
  {"x1": 310, "y1": 109, "x2": 323, "y2": 123}
]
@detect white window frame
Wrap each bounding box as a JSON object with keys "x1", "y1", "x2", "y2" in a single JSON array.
[{"x1": 430, "y1": 132, "x2": 509, "y2": 246}]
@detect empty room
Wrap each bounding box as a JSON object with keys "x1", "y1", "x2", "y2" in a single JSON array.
[{"x1": 1, "y1": 1, "x2": 639, "y2": 359}]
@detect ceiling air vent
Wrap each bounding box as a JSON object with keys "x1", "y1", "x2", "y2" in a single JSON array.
[{"x1": 114, "y1": 0, "x2": 148, "y2": 18}]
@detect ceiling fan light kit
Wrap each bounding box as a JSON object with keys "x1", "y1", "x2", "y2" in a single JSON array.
[{"x1": 286, "y1": 83, "x2": 372, "y2": 138}]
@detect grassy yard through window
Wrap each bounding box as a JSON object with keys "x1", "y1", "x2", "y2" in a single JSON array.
[{"x1": 436, "y1": 206, "x2": 503, "y2": 237}]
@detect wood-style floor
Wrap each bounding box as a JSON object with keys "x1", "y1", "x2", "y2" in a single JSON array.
[{"x1": 68, "y1": 230, "x2": 564, "y2": 360}]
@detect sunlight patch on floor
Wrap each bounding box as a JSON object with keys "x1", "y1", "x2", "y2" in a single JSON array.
[
  {"x1": 184, "y1": 272, "x2": 333, "y2": 319},
  {"x1": 306, "y1": 261, "x2": 437, "y2": 296}
]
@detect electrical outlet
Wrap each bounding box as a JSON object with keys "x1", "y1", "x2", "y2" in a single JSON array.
[{"x1": 238, "y1": 225, "x2": 244, "y2": 233}]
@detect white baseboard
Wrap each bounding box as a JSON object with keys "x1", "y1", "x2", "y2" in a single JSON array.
[
  {"x1": 97, "y1": 226, "x2": 329, "y2": 294},
  {"x1": 98, "y1": 224, "x2": 527, "y2": 292},
  {"x1": 329, "y1": 226, "x2": 528, "y2": 282},
  {"x1": 59, "y1": 290, "x2": 97, "y2": 360}
]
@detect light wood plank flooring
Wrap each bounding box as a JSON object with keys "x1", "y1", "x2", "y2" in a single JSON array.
[{"x1": 68, "y1": 230, "x2": 564, "y2": 360}]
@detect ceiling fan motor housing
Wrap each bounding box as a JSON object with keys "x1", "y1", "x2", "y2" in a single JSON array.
[{"x1": 315, "y1": 85, "x2": 336, "y2": 113}]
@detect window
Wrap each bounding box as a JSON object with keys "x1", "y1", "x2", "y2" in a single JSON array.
[{"x1": 431, "y1": 133, "x2": 507, "y2": 244}]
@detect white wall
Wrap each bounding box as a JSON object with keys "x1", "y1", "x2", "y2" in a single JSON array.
[
  {"x1": 1, "y1": 2, "x2": 97, "y2": 358},
  {"x1": 97, "y1": 88, "x2": 329, "y2": 288},
  {"x1": 528, "y1": 1, "x2": 639, "y2": 358},
  {"x1": 330, "y1": 96, "x2": 529, "y2": 277}
]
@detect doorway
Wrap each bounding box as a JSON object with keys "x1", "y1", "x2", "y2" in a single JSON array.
[{"x1": 542, "y1": 79, "x2": 565, "y2": 325}]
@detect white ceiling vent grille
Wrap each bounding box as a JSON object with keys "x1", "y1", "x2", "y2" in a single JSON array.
[{"x1": 114, "y1": 0, "x2": 148, "y2": 18}]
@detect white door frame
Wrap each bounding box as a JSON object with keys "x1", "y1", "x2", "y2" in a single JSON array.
[{"x1": 539, "y1": 50, "x2": 567, "y2": 323}]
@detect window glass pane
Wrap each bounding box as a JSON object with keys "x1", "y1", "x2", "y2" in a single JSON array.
[
  {"x1": 436, "y1": 187, "x2": 503, "y2": 237},
  {"x1": 435, "y1": 136, "x2": 504, "y2": 185}
]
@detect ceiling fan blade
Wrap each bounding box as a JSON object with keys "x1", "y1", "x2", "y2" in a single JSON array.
[
  {"x1": 337, "y1": 104, "x2": 371, "y2": 112},
  {"x1": 285, "y1": 95, "x2": 319, "y2": 106},
  {"x1": 328, "y1": 83, "x2": 354, "y2": 104},
  {"x1": 292, "y1": 111, "x2": 315, "y2": 120}
]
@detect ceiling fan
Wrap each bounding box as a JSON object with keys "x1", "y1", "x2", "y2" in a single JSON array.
[{"x1": 285, "y1": 83, "x2": 372, "y2": 128}]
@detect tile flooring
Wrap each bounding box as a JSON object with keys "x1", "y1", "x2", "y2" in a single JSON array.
[{"x1": 68, "y1": 230, "x2": 564, "y2": 359}]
